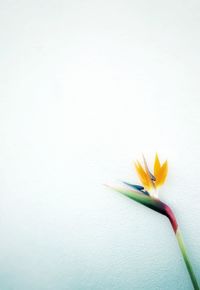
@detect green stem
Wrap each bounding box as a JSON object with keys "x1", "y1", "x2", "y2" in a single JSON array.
[{"x1": 176, "y1": 228, "x2": 199, "y2": 290}]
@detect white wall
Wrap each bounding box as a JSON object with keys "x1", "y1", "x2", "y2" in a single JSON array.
[{"x1": 0, "y1": 0, "x2": 200, "y2": 289}]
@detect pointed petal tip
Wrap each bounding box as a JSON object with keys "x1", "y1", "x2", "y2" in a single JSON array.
[{"x1": 155, "y1": 159, "x2": 168, "y2": 187}]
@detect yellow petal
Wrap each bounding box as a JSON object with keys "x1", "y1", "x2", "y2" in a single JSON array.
[
  {"x1": 154, "y1": 153, "x2": 161, "y2": 178},
  {"x1": 155, "y1": 160, "x2": 168, "y2": 187},
  {"x1": 135, "y1": 161, "x2": 151, "y2": 189}
]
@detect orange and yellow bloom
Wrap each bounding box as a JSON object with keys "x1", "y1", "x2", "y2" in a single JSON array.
[{"x1": 134, "y1": 154, "x2": 168, "y2": 196}]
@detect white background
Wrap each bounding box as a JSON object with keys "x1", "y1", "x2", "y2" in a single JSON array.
[{"x1": 0, "y1": 0, "x2": 200, "y2": 289}]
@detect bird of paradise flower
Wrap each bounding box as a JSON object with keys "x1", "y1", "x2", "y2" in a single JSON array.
[{"x1": 107, "y1": 154, "x2": 199, "y2": 290}]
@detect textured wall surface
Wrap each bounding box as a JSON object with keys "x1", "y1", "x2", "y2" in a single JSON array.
[{"x1": 0, "y1": 0, "x2": 200, "y2": 289}]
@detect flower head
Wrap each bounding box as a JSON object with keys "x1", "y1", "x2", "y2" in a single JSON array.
[
  {"x1": 108, "y1": 154, "x2": 177, "y2": 232},
  {"x1": 134, "y1": 154, "x2": 168, "y2": 197}
]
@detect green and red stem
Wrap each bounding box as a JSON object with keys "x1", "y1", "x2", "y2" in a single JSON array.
[
  {"x1": 162, "y1": 205, "x2": 199, "y2": 289},
  {"x1": 175, "y1": 227, "x2": 199, "y2": 290}
]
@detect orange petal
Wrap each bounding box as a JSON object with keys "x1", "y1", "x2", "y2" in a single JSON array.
[
  {"x1": 135, "y1": 161, "x2": 151, "y2": 189},
  {"x1": 154, "y1": 153, "x2": 161, "y2": 178},
  {"x1": 155, "y1": 160, "x2": 168, "y2": 187}
]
